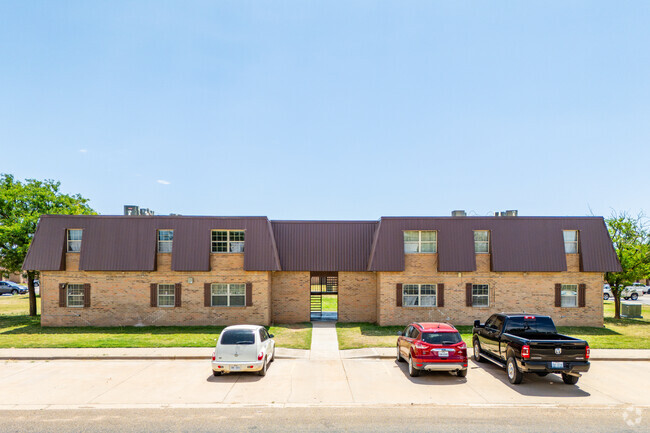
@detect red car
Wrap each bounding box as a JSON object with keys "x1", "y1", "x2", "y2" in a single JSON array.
[{"x1": 397, "y1": 322, "x2": 468, "y2": 377}]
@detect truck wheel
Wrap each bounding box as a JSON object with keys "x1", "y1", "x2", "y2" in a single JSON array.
[
  {"x1": 396, "y1": 345, "x2": 404, "y2": 362},
  {"x1": 562, "y1": 373, "x2": 579, "y2": 385},
  {"x1": 456, "y1": 369, "x2": 468, "y2": 377},
  {"x1": 212, "y1": 370, "x2": 222, "y2": 377},
  {"x1": 408, "y1": 356, "x2": 420, "y2": 377},
  {"x1": 473, "y1": 340, "x2": 484, "y2": 363},
  {"x1": 506, "y1": 356, "x2": 523, "y2": 384},
  {"x1": 603, "y1": 293, "x2": 609, "y2": 300},
  {"x1": 631, "y1": 293, "x2": 639, "y2": 301}
]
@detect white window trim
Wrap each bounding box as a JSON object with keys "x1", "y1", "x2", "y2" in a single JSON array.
[
  {"x1": 472, "y1": 284, "x2": 490, "y2": 307},
  {"x1": 66, "y1": 284, "x2": 84, "y2": 308},
  {"x1": 560, "y1": 284, "x2": 578, "y2": 308},
  {"x1": 157, "y1": 284, "x2": 176, "y2": 308},
  {"x1": 210, "y1": 283, "x2": 246, "y2": 307},
  {"x1": 157, "y1": 229, "x2": 174, "y2": 253},
  {"x1": 563, "y1": 230, "x2": 579, "y2": 254},
  {"x1": 67, "y1": 229, "x2": 83, "y2": 253},
  {"x1": 474, "y1": 230, "x2": 490, "y2": 254},
  {"x1": 211, "y1": 230, "x2": 246, "y2": 253},
  {"x1": 402, "y1": 284, "x2": 437, "y2": 307},
  {"x1": 403, "y1": 231, "x2": 437, "y2": 254}
]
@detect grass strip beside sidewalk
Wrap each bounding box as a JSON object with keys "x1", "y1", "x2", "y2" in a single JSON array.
[
  {"x1": 337, "y1": 302, "x2": 650, "y2": 350},
  {"x1": 0, "y1": 295, "x2": 312, "y2": 349}
]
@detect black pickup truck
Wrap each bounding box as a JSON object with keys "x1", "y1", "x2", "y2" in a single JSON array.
[{"x1": 472, "y1": 313, "x2": 590, "y2": 385}]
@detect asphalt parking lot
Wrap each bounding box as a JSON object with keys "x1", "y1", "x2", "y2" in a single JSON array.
[{"x1": 0, "y1": 357, "x2": 648, "y2": 409}]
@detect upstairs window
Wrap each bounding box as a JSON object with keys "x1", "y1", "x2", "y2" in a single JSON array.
[
  {"x1": 474, "y1": 231, "x2": 490, "y2": 253},
  {"x1": 403, "y1": 284, "x2": 437, "y2": 307},
  {"x1": 563, "y1": 230, "x2": 579, "y2": 254},
  {"x1": 211, "y1": 230, "x2": 245, "y2": 253},
  {"x1": 67, "y1": 229, "x2": 82, "y2": 252},
  {"x1": 157, "y1": 230, "x2": 174, "y2": 253},
  {"x1": 404, "y1": 231, "x2": 437, "y2": 253}
]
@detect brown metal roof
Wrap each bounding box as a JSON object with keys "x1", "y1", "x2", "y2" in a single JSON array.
[
  {"x1": 271, "y1": 221, "x2": 377, "y2": 271},
  {"x1": 368, "y1": 216, "x2": 622, "y2": 272},
  {"x1": 23, "y1": 216, "x2": 281, "y2": 272},
  {"x1": 23, "y1": 215, "x2": 621, "y2": 273}
]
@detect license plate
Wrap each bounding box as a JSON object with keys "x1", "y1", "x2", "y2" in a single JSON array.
[
  {"x1": 438, "y1": 351, "x2": 449, "y2": 357},
  {"x1": 551, "y1": 362, "x2": 564, "y2": 369},
  {"x1": 230, "y1": 365, "x2": 241, "y2": 371}
]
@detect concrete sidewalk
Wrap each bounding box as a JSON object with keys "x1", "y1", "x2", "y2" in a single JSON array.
[
  {"x1": 0, "y1": 347, "x2": 648, "y2": 361},
  {"x1": 309, "y1": 321, "x2": 340, "y2": 360}
]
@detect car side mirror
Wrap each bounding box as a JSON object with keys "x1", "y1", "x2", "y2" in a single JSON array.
[
  {"x1": 269, "y1": 334, "x2": 274, "y2": 338},
  {"x1": 474, "y1": 320, "x2": 481, "y2": 328},
  {"x1": 397, "y1": 331, "x2": 403, "y2": 336}
]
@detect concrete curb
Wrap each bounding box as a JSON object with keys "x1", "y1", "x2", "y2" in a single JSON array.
[
  {"x1": 0, "y1": 355, "x2": 304, "y2": 361},
  {"x1": 2, "y1": 354, "x2": 648, "y2": 361}
]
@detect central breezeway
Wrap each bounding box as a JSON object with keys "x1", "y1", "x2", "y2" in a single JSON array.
[{"x1": 310, "y1": 272, "x2": 338, "y2": 321}]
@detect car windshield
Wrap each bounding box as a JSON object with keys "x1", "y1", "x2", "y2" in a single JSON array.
[
  {"x1": 420, "y1": 332, "x2": 462, "y2": 345},
  {"x1": 504, "y1": 317, "x2": 557, "y2": 335},
  {"x1": 220, "y1": 330, "x2": 255, "y2": 345}
]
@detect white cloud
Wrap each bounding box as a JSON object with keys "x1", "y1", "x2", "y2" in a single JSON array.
[
  {"x1": 157, "y1": 179, "x2": 171, "y2": 185},
  {"x1": 79, "y1": 149, "x2": 88, "y2": 153}
]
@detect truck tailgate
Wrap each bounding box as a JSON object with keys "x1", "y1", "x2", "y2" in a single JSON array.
[{"x1": 527, "y1": 340, "x2": 588, "y2": 362}]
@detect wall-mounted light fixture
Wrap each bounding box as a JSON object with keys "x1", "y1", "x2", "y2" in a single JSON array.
[{"x1": 188, "y1": 277, "x2": 194, "y2": 284}]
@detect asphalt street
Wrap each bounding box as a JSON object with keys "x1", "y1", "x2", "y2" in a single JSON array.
[{"x1": 0, "y1": 406, "x2": 647, "y2": 433}]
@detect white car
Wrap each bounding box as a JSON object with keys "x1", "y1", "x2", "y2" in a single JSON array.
[
  {"x1": 211, "y1": 325, "x2": 275, "y2": 377},
  {"x1": 603, "y1": 284, "x2": 641, "y2": 301},
  {"x1": 626, "y1": 282, "x2": 649, "y2": 295}
]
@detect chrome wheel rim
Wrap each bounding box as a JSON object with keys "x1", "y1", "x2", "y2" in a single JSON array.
[
  {"x1": 396, "y1": 346, "x2": 400, "y2": 360},
  {"x1": 507, "y1": 361, "x2": 515, "y2": 379},
  {"x1": 409, "y1": 357, "x2": 413, "y2": 373},
  {"x1": 474, "y1": 342, "x2": 480, "y2": 360}
]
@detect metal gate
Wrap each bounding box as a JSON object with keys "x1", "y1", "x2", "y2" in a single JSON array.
[{"x1": 310, "y1": 272, "x2": 338, "y2": 321}]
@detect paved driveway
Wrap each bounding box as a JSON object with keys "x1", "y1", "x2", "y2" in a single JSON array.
[{"x1": 0, "y1": 357, "x2": 648, "y2": 409}]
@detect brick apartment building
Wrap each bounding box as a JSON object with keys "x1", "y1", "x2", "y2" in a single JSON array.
[{"x1": 23, "y1": 214, "x2": 621, "y2": 327}]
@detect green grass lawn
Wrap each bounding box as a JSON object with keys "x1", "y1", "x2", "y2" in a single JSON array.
[
  {"x1": 321, "y1": 294, "x2": 338, "y2": 312},
  {"x1": 337, "y1": 301, "x2": 650, "y2": 350},
  {"x1": 0, "y1": 294, "x2": 312, "y2": 349}
]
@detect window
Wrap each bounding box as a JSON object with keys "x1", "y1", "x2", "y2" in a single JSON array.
[
  {"x1": 211, "y1": 283, "x2": 246, "y2": 307},
  {"x1": 220, "y1": 329, "x2": 255, "y2": 345},
  {"x1": 474, "y1": 231, "x2": 490, "y2": 253},
  {"x1": 66, "y1": 284, "x2": 84, "y2": 307},
  {"x1": 563, "y1": 230, "x2": 579, "y2": 254},
  {"x1": 67, "y1": 229, "x2": 82, "y2": 252},
  {"x1": 472, "y1": 284, "x2": 489, "y2": 307},
  {"x1": 259, "y1": 329, "x2": 268, "y2": 342},
  {"x1": 157, "y1": 284, "x2": 175, "y2": 307},
  {"x1": 211, "y1": 230, "x2": 245, "y2": 253},
  {"x1": 157, "y1": 230, "x2": 173, "y2": 253},
  {"x1": 404, "y1": 231, "x2": 437, "y2": 253},
  {"x1": 403, "y1": 284, "x2": 437, "y2": 307},
  {"x1": 561, "y1": 284, "x2": 578, "y2": 307},
  {"x1": 408, "y1": 326, "x2": 420, "y2": 339}
]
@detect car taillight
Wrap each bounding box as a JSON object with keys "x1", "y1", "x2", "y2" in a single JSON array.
[
  {"x1": 258, "y1": 351, "x2": 264, "y2": 361},
  {"x1": 414, "y1": 343, "x2": 428, "y2": 350},
  {"x1": 521, "y1": 345, "x2": 530, "y2": 359},
  {"x1": 211, "y1": 352, "x2": 215, "y2": 361},
  {"x1": 585, "y1": 345, "x2": 590, "y2": 360},
  {"x1": 524, "y1": 316, "x2": 535, "y2": 320}
]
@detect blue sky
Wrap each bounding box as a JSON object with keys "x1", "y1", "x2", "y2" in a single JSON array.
[{"x1": 1, "y1": 1, "x2": 648, "y2": 219}]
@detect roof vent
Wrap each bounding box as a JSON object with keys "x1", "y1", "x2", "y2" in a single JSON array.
[
  {"x1": 505, "y1": 210, "x2": 518, "y2": 217},
  {"x1": 494, "y1": 210, "x2": 518, "y2": 217},
  {"x1": 451, "y1": 210, "x2": 467, "y2": 217}
]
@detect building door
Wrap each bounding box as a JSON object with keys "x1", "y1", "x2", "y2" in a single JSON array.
[{"x1": 310, "y1": 272, "x2": 338, "y2": 321}]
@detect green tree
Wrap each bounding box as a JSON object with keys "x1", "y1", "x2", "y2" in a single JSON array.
[
  {"x1": 0, "y1": 174, "x2": 95, "y2": 316},
  {"x1": 605, "y1": 212, "x2": 650, "y2": 319}
]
